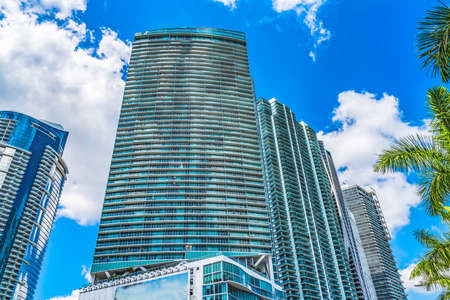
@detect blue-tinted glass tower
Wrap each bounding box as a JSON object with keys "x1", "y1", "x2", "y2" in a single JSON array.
[
  {"x1": 256, "y1": 98, "x2": 356, "y2": 300},
  {"x1": 0, "y1": 111, "x2": 69, "y2": 300},
  {"x1": 91, "y1": 28, "x2": 271, "y2": 280},
  {"x1": 318, "y1": 143, "x2": 377, "y2": 300},
  {"x1": 342, "y1": 185, "x2": 407, "y2": 300}
]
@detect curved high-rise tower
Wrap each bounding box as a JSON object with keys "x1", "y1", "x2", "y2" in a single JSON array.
[
  {"x1": 91, "y1": 28, "x2": 271, "y2": 280},
  {"x1": 256, "y1": 98, "x2": 357, "y2": 300},
  {"x1": 319, "y1": 142, "x2": 377, "y2": 300},
  {"x1": 0, "y1": 111, "x2": 68, "y2": 300}
]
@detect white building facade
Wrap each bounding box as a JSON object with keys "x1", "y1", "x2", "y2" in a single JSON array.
[{"x1": 80, "y1": 255, "x2": 285, "y2": 300}]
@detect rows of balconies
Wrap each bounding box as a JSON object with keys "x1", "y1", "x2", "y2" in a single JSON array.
[
  {"x1": 124, "y1": 74, "x2": 251, "y2": 88},
  {"x1": 111, "y1": 147, "x2": 261, "y2": 160},
  {"x1": 131, "y1": 43, "x2": 246, "y2": 58}
]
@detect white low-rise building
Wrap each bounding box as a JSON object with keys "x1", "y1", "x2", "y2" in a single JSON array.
[{"x1": 79, "y1": 254, "x2": 285, "y2": 300}]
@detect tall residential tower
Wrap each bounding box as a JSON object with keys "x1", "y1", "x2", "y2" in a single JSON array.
[
  {"x1": 256, "y1": 98, "x2": 356, "y2": 300},
  {"x1": 91, "y1": 28, "x2": 272, "y2": 281},
  {"x1": 319, "y1": 143, "x2": 377, "y2": 300},
  {"x1": 342, "y1": 185, "x2": 407, "y2": 300},
  {"x1": 0, "y1": 111, "x2": 68, "y2": 300}
]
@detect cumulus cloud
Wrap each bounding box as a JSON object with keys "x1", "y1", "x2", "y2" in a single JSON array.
[
  {"x1": 272, "y1": 0, "x2": 330, "y2": 59},
  {"x1": 0, "y1": 0, "x2": 131, "y2": 225},
  {"x1": 318, "y1": 91, "x2": 427, "y2": 234},
  {"x1": 213, "y1": 0, "x2": 236, "y2": 9},
  {"x1": 48, "y1": 289, "x2": 79, "y2": 300},
  {"x1": 39, "y1": 0, "x2": 87, "y2": 18}
]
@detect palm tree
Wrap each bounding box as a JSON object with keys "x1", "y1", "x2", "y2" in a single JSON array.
[
  {"x1": 417, "y1": 1, "x2": 450, "y2": 83},
  {"x1": 374, "y1": 2, "x2": 450, "y2": 297},
  {"x1": 374, "y1": 87, "x2": 449, "y2": 295},
  {"x1": 409, "y1": 230, "x2": 450, "y2": 297},
  {"x1": 373, "y1": 86, "x2": 450, "y2": 220}
]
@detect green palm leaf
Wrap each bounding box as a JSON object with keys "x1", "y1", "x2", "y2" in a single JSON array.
[
  {"x1": 438, "y1": 289, "x2": 450, "y2": 300},
  {"x1": 373, "y1": 134, "x2": 443, "y2": 173},
  {"x1": 373, "y1": 134, "x2": 450, "y2": 218},
  {"x1": 374, "y1": 86, "x2": 450, "y2": 219},
  {"x1": 417, "y1": 1, "x2": 450, "y2": 83},
  {"x1": 418, "y1": 164, "x2": 450, "y2": 219},
  {"x1": 427, "y1": 86, "x2": 450, "y2": 141},
  {"x1": 410, "y1": 230, "x2": 450, "y2": 292}
]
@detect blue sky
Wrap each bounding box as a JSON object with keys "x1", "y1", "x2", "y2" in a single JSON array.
[{"x1": 0, "y1": 0, "x2": 445, "y2": 299}]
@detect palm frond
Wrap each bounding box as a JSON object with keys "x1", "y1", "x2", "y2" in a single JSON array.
[
  {"x1": 426, "y1": 86, "x2": 450, "y2": 141},
  {"x1": 415, "y1": 230, "x2": 442, "y2": 248},
  {"x1": 438, "y1": 289, "x2": 450, "y2": 300},
  {"x1": 418, "y1": 163, "x2": 450, "y2": 219},
  {"x1": 374, "y1": 134, "x2": 444, "y2": 173},
  {"x1": 410, "y1": 230, "x2": 450, "y2": 293},
  {"x1": 417, "y1": 2, "x2": 450, "y2": 83}
]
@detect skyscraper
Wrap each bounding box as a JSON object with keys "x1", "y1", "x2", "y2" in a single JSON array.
[
  {"x1": 91, "y1": 28, "x2": 272, "y2": 281},
  {"x1": 256, "y1": 98, "x2": 356, "y2": 299},
  {"x1": 0, "y1": 111, "x2": 69, "y2": 300},
  {"x1": 342, "y1": 185, "x2": 407, "y2": 300},
  {"x1": 318, "y1": 143, "x2": 377, "y2": 300}
]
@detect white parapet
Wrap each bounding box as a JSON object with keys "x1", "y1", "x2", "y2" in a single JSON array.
[{"x1": 79, "y1": 254, "x2": 285, "y2": 300}]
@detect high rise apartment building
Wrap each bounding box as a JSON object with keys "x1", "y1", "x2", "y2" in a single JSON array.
[
  {"x1": 0, "y1": 111, "x2": 68, "y2": 300},
  {"x1": 256, "y1": 98, "x2": 356, "y2": 300},
  {"x1": 318, "y1": 143, "x2": 377, "y2": 300},
  {"x1": 342, "y1": 185, "x2": 407, "y2": 300},
  {"x1": 91, "y1": 28, "x2": 272, "y2": 281}
]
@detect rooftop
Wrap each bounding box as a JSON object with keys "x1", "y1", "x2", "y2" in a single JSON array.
[{"x1": 134, "y1": 27, "x2": 245, "y2": 41}]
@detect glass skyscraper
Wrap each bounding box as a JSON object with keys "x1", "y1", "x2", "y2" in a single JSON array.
[
  {"x1": 342, "y1": 185, "x2": 406, "y2": 300},
  {"x1": 318, "y1": 143, "x2": 377, "y2": 300},
  {"x1": 91, "y1": 28, "x2": 271, "y2": 281},
  {"x1": 0, "y1": 111, "x2": 69, "y2": 300},
  {"x1": 256, "y1": 98, "x2": 356, "y2": 300}
]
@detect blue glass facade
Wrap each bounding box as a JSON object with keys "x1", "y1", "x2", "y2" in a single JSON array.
[
  {"x1": 256, "y1": 98, "x2": 356, "y2": 299},
  {"x1": 343, "y1": 185, "x2": 407, "y2": 300},
  {"x1": 0, "y1": 111, "x2": 68, "y2": 300},
  {"x1": 318, "y1": 143, "x2": 377, "y2": 300},
  {"x1": 203, "y1": 260, "x2": 286, "y2": 300},
  {"x1": 91, "y1": 28, "x2": 271, "y2": 279}
]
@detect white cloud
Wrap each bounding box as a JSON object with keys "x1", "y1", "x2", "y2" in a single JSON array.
[
  {"x1": 213, "y1": 0, "x2": 236, "y2": 9},
  {"x1": 272, "y1": 0, "x2": 330, "y2": 59},
  {"x1": 48, "y1": 289, "x2": 79, "y2": 300},
  {"x1": 318, "y1": 91, "x2": 427, "y2": 234},
  {"x1": 209, "y1": 0, "x2": 329, "y2": 59},
  {"x1": 39, "y1": 0, "x2": 87, "y2": 18},
  {"x1": 81, "y1": 265, "x2": 92, "y2": 283},
  {"x1": 0, "y1": 0, "x2": 131, "y2": 225}
]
